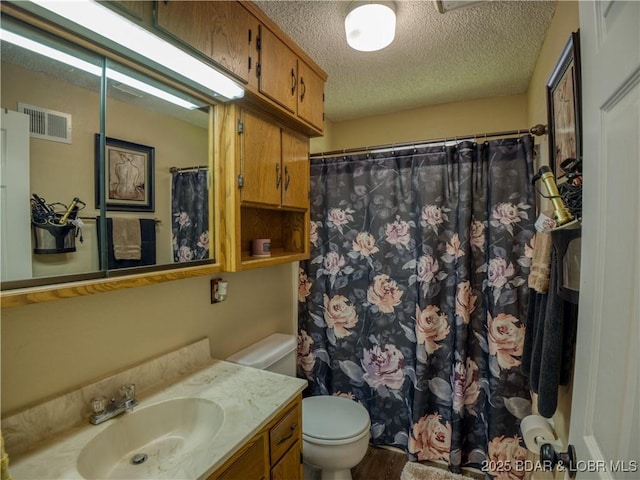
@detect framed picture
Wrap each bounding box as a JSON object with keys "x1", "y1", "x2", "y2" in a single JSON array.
[
  {"x1": 546, "y1": 31, "x2": 581, "y2": 179},
  {"x1": 95, "y1": 135, "x2": 155, "y2": 212}
]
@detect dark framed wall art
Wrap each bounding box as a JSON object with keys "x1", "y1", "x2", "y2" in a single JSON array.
[
  {"x1": 546, "y1": 31, "x2": 582, "y2": 179},
  {"x1": 95, "y1": 135, "x2": 155, "y2": 212}
]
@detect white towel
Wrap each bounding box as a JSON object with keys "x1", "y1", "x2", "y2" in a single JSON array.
[{"x1": 112, "y1": 217, "x2": 141, "y2": 260}]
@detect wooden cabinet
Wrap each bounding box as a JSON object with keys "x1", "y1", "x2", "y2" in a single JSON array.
[
  {"x1": 155, "y1": 1, "x2": 251, "y2": 83},
  {"x1": 114, "y1": 1, "x2": 326, "y2": 134},
  {"x1": 240, "y1": 110, "x2": 283, "y2": 207},
  {"x1": 258, "y1": 26, "x2": 299, "y2": 114},
  {"x1": 258, "y1": 25, "x2": 325, "y2": 132},
  {"x1": 208, "y1": 396, "x2": 302, "y2": 480},
  {"x1": 281, "y1": 129, "x2": 310, "y2": 209},
  {"x1": 240, "y1": 110, "x2": 309, "y2": 210},
  {"x1": 220, "y1": 105, "x2": 310, "y2": 272},
  {"x1": 296, "y1": 59, "x2": 325, "y2": 131}
]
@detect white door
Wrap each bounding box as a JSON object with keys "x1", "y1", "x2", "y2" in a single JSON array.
[
  {"x1": 0, "y1": 109, "x2": 32, "y2": 282},
  {"x1": 570, "y1": 2, "x2": 639, "y2": 479}
]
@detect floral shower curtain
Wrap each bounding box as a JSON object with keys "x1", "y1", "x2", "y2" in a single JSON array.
[
  {"x1": 298, "y1": 136, "x2": 536, "y2": 476},
  {"x1": 171, "y1": 170, "x2": 209, "y2": 262}
]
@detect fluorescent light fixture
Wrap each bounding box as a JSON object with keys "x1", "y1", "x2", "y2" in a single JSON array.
[
  {"x1": 345, "y1": 2, "x2": 396, "y2": 52},
  {"x1": 30, "y1": 0, "x2": 244, "y2": 100},
  {"x1": 1, "y1": 29, "x2": 201, "y2": 110},
  {"x1": 1, "y1": 29, "x2": 102, "y2": 76},
  {"x1": 105, "y1": 69, "x2": 200, "y2": 109}
]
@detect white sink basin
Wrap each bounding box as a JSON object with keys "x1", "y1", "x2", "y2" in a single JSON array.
[{"x1": 77, "y1": 397, "x2": 224, "y2": 479}]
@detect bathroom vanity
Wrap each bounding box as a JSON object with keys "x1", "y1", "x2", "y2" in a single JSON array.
[
  {"x1": 211, "y1": 395, "x2": 302, "y2": 480},
  {"x1": 4, "y1": 339, "x2": 306, "y2": 480}
]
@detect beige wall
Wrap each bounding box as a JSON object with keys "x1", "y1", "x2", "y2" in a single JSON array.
[
  {"x1": 1, "y1": 263, "x2": 296, "y2": 415},
  {"x1": 315, "y1": 94, "x2": 528, "y2": 153}
]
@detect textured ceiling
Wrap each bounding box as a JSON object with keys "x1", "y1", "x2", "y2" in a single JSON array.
[{"x1": 254, "y1": 0, "x2": 558, "y2": 122}]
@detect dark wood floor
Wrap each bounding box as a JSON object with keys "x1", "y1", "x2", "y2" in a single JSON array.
[
  {"x1": 351, "y1": 446, "x2": 485, "y2": 480},
  {"x1": 351, "y1": 445, "x2": 408, "y2": 480}
]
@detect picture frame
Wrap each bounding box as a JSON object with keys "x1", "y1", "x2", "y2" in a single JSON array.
[
  {"x1": 95, "y1": 135, "x2": 155, "y2": 212},
  {"x1": 546, "y1": 31, "x2": 582, "y2": 179}
]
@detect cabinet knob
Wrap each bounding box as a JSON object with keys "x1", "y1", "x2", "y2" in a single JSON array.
[
  {"x1": 275, "y1": 164, "x2": 282, "y2": 189},
  {"x1": 284, "y1": 166, "x2": 291, "y2": 191}
]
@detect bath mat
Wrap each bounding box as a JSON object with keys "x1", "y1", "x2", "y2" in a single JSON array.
[{"x1": 400, "y1": 462, "x2": 477, "y2": 480}]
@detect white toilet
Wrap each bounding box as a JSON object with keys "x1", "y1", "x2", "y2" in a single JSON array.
[{"x1": 226, "y1": 333, "x2": 371, "y2": 480}]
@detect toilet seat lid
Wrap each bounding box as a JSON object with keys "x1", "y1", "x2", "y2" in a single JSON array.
[{"x1": 302, "y1": 396, "x2": 370, "y2": 441}]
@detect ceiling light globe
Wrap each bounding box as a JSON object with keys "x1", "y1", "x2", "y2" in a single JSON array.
[{"x1": 345, "y1": 3, "x2": 396, "y2": 52}]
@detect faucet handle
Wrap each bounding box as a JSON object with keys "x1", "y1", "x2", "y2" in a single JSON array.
[
  {"x1": 90, "y1": 396, "x2": 108, "y2": 414},
  {"x1": 119, "y1": 383, "x2": 136, "y2": 400}
]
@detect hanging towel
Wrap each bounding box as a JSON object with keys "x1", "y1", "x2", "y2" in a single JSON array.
[
  {"x1": 112, "y1": 217, "x2": 141, "y2": 260},
  {"x1": 529, "y1": 231, "x2": 553, "y2": 293},
  {"x1": 97, "y1": 218, "x2": 156, "y2": 269},
  {"x1": 521, "y1": 249, "x2": 578, "y2": 418}
]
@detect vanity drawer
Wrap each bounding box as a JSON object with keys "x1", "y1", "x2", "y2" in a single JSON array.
[{"x1": 269, "y1": 402, "x2": 301, "y2": 464}]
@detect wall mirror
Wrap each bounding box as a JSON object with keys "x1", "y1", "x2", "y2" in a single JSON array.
[{"x1": 0, "y1": 17, "x2": 216, "y2": 290}]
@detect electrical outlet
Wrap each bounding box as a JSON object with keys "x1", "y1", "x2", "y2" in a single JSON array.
[{"x1": 210, "y1": 278, "x2": 228, "y2": 304}]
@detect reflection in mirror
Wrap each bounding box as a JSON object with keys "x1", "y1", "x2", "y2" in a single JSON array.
[
  {"x1": 102, "y1": 61, "x2": 212, "y2": 271},
  {"x1": 1, "y1": 20, "x2": 103, "y2": 283},
  {"x1": 1, "y1": 18, "x2": 216, "y2": 290}
]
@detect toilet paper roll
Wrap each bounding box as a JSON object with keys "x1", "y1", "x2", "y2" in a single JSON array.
[{"x1": 520, "y1": 415, "x2": 558, "y2": 454}]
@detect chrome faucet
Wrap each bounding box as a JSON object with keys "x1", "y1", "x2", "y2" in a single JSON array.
[{"x1": 89, "y1": 383, "x2": 138, "y2": 425}]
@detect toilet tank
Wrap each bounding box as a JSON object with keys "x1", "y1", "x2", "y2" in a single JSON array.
[{"x1": 225, "y1": 333, "x2": 297, "y2": 377}]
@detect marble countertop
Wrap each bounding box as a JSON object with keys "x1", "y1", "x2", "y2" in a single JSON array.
[{"x1": 8, "y1": 360, "x2": 307, "y2": 480}]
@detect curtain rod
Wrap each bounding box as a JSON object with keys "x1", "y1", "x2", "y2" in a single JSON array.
[
  {"x1": 309, "y1": 124, "x2": 548, "y2": 159},
  {"x1": 169, "y1": 165, "x2": 209, "y2": 173}
]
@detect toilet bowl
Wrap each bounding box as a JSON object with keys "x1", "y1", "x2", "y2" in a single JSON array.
[
  {"x1": 302, "y1": 395, "x2": 370, "y2": 480},
  {"x1": 226, "y1": 334, "x2": 371, "y2": 480}
]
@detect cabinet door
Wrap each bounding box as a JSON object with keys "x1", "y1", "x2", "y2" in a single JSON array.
[
  {"x1": 156, "y1": 1, "x2": 249, "y2": 82},
  {"x1": 213, "y1": 436, "x2": 268, "y2": 480},
  {"x1": 271, "y1": 440, "x2": 302, "y2": 480},
  {"x1": 156, "y1": 1, "x2": 213, "y2": 59},
  {"x1": 297, "y1": 60, "x2": 324, "y2": 131},
  {"x1": 241, "y1": 110, "x2": 282, "y2": 207},
  {"x1": 210, "y1": 1, "x2": 250, "y2": 83},
  {"x1": 258, "y1": 26, "x2": 298, "y2": 114},
  {"x1": 281, "y1": 130, "x2": 309, "y2": 210}
]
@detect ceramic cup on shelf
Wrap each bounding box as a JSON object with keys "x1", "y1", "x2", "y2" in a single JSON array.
[{"x1": 251, "y1": 238, "x2": 271, "y2": 257}]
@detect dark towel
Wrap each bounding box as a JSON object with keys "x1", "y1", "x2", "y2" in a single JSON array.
[
  {"x1": 97, "y1": 217, "x2": 156, "y2": 269},
  {"x1": 521, "y1": 249, "x2": 578, "y2": 418}
]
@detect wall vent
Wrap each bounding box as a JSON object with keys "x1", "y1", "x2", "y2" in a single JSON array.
[{"x1": 17, "y1": 102, "x2": 72, "y2": 144}]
